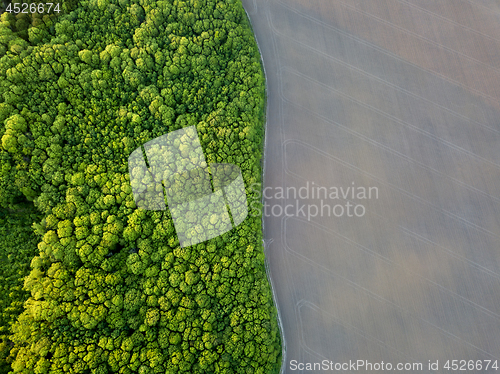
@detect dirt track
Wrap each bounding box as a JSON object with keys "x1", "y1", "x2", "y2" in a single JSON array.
[{"x1": 243, "y1": 0, "x2": 500, "y2": 371}]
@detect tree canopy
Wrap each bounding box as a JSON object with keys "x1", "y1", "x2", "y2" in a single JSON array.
[{"x1": 0, "y1": 0, "x2": 281, "y2": 372}]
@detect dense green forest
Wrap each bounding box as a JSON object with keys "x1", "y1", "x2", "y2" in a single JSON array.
[
  {"x1": 0, "y1": 206, "x2": 41, "y2": 373},
  {"x1": 0, "y1": 0, "x2": 281, "y2": 372}
]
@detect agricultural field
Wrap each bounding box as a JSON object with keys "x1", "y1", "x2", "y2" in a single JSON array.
[{"x1": 245, "y1": 0, "x2": 500, "y2": 371}]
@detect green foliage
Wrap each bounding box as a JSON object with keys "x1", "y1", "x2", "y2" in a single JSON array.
[
  {"x1": 0, "y1": 0, "x2": 280, "y2": 372},
  {"x1": 0, "y1": 0, "x2": 78, "y2": 58},
  {"x1": 0, "y1": 208, "x2": 41, "y2": 373}
]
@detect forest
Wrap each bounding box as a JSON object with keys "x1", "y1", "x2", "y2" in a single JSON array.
[{"x1": 0, "y1": 0, "x2": 282, "y2": 372}]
